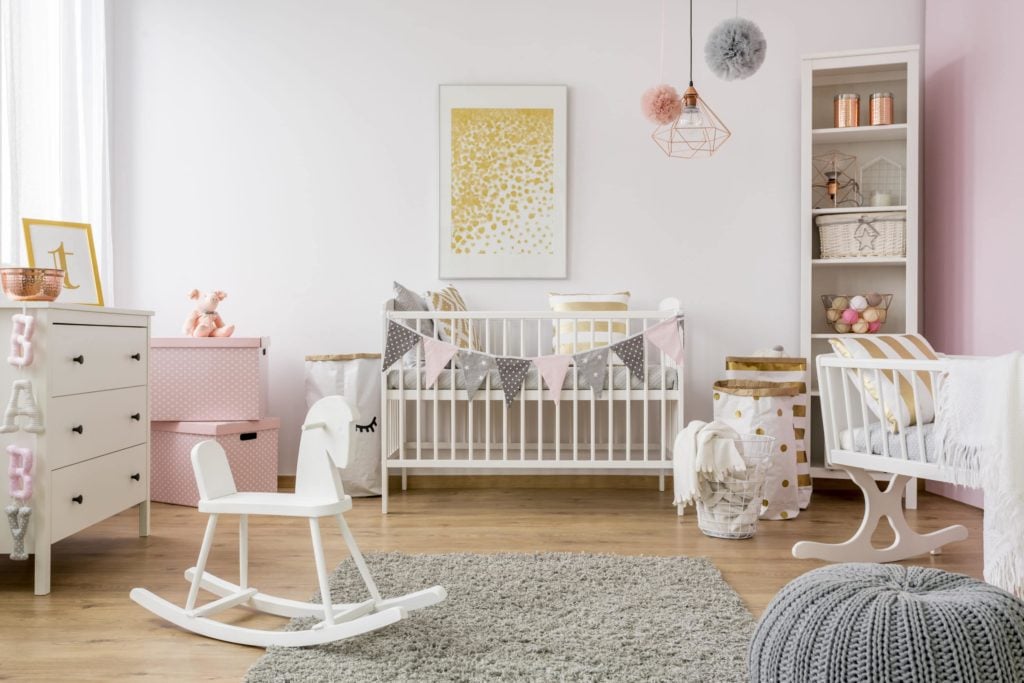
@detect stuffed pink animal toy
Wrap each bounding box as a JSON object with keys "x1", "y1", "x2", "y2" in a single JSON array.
[{"x1": 183, "y1": 290, "x2": 235, "y2": 338}]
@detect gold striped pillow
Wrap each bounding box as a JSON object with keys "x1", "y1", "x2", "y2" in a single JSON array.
[
  {"x1": 828, "y1": 333, "x2": 939, "y2": 431},
  {"x1": 426, "y1": 285, "x2": 482, "y2": 351},
  {"x1": 548, "y1": 292, "x2": 630, "y2": 355}
]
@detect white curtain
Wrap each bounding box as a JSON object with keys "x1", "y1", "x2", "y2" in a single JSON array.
[{"x1": 0, "y1": 0, "x2": 112, "y2": 299}]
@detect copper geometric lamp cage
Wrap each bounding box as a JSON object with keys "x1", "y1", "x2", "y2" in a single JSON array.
[{"x1": 652, "y1": 0, "x2": 730, "y2": 158}]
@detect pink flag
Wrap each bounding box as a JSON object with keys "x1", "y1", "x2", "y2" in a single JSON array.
[
  {"x1": 532, "y1": 354, "x2": 573, "y2": 405},
  {"x1": 423, "y1": 337, "x2": 459, "y2": 389},
  {"x1": 644, "y1": 317, "x2": 685, "y2": 366}
]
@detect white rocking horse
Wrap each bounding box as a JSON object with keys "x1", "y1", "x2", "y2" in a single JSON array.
[{"x1": 131, "y1": 395, "x2": 446, "y2": 647}]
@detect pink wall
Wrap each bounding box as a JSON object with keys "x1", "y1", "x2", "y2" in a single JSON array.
[
  {"x1": 922, "y1": 0, "x2": 1023, "y2": 509},
  {"x1": 924, "y1": 0, "x2": 1024, "y2": 356}
]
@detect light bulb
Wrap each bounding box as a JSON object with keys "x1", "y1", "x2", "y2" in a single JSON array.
[{"x1": 679, "y1": 104, "x2": 704, "y2": 128}]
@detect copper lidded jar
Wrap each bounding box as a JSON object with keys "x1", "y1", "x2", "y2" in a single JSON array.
[
  {"x1": 833, "y1": 93, "x2": 860, "y2": 128},
  {"x1": 869, "y1": 92, "x2": 894, "y2": 126}
]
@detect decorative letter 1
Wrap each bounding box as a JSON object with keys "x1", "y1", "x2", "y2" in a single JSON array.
[{"x1": 7, "y1": 314, "x2": 35, "y2": 368}]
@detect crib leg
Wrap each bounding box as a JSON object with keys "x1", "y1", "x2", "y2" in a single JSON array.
[
  {"x1": 401, "y1": 469, "x2": 408, "y2": 491},
  {"x1": 905, "y1": 477, "x2": 918, "y2": 510},
  {"x1": 676, "y1": 504, "x2": 685, "y2": 517},
  {"x1": 792, "y1": 466, "x2": 968, "y2": 563},
  {"x1": 658, "y1": 474, "x2": 665, "y2": 492}
]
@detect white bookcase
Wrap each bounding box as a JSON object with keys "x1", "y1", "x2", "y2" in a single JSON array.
[{"x1": 799, "y1": 46, "x2": 921, "y2": 485}]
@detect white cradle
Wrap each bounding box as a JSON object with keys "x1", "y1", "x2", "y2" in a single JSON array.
[
  {"x1": 793, "y1": 353, "x2": 971, "y2": 563},
  {"x1": 380, "y1": 301, "x2": 685, "y2": 513}
]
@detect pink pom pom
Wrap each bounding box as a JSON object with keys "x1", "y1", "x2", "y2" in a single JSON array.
[
  {"x1": 641, "y1": 84, "x2": 682, "y2": 125},
  {"x1": 841, "y1": 309, "x2": 860, "y2": 325},
  {"x1": 868, "y1": 321, "x2": 881, "y2": 333}
]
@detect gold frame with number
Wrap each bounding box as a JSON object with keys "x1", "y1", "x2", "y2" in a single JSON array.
[{"x1": 22, "y1": 218, "x2": 105, "y2": 306}]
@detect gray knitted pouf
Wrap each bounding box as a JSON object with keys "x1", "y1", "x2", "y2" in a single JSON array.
[{"x1": 749, "y1": 563, "x2": 1024, "y2": 682}]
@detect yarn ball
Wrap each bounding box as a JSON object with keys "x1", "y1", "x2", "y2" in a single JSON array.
[
  {"x1": 830, "y1": 296, "x2": 849, "y2": 311},
  {"x1": 868, "y1": 321, "x2": 882, "y2": 333},
  {"x1": 841, "y1": 309, "x2": 860, "y2": 325},
  {"x1": 862, "y1": 308, "x2": 880, "y2": 323},
  {"x1": 852, "y1": 321, "x2": 869, "y2": 334},
  {"x1": 704, "y1": 17, "x2": 767, "y2": 81},
  {"x1": 833, "y1": 323, "x2": 851, "y2": 334},
  {"x1": 641, "y1": 84, "x2": 683, "y2": 125},
  {"x1": 850, "y1": 295, "x2": 868, "y2": 312},
  {"x1": 826, "y1": 309, "x2": 841, "y2": 323},
  {"x1": 865, "y1": 291, "x2": 884, "y2": 306}
]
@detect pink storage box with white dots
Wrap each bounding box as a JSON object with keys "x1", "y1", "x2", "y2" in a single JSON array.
[
  {"x1": 150, "y1": 337, "x2": 270, "y2": 421},
  {"x1": 150, "y1": 418, "x2": 280, "y2": 507}
]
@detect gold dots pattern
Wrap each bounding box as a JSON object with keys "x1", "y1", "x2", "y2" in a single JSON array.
[
  {"x1": 780, "y1": 510, "x2": 789, "y2": 519},
  {"x1": 450, "y1": 108, "x2": 555, "y2": 256},
  {"x1": 780, "y1": 444, "x2": 788, "y2": 453},
  {"x1": 782, "y1": 479, "x2": 790, "y2": 488},
  {"x1": 734, "y1": 410, "x2": 742, "y2": 418},
  {"x1": 755, "y1": 427, "x2": 765, "y2": 435},
  {"x1": 714, "y1": 392, "x2": 721, "y2": 400}
]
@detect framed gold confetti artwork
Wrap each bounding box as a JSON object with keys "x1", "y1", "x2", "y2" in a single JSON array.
[{"x1": 439, "y1": 85, "x2": 567, "y2": 279}]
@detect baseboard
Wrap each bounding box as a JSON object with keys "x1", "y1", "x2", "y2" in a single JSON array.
[{"x1": 276, "y1": 473, "x2": 866, "y2": 492}]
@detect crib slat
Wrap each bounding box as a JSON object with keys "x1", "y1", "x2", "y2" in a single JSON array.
[
  {"x1": 607, "y1": 317, "x2": 613, "y2": 462},
  {"x1": 855, "y1": 369, "x2": 871, "y2": 447},
  {"x1": 659, "y1": 338, "x2": 667, "y2": 464},
  {"x1": 841, "y1": 366, "x2": 855, "y2": 454},
  {"x1": 450, "y1": 320, "x2": 456, "y2": 462},
  {"x1": 502, "y1": 319, "x2": 508, "y2": 461},
  {"x1": 573, "y1": 317, "x2": 579, "y2": 462},
  {"x1": 590, "y1": 317, "x2": 596, "y2": 461},
  {"x1": 909, "y1": 371, "x2": 925, "y2": 462},
  {"x1": 415, "y1": 320, "x2": 422, "y2": 461},
  {"x1": 642, "y1": 319, "x2": 648, "y2": 462},
  {"x1": 537, "y1": 319, "x2": 544, "y2": 462},
  {"x1": 485, "y1": 319, "x2": 491, "y2": 462},
  {"x1": 433, "y1": 322, "x2": 441, "y2": 461},
  {"x1": 874, "y1": 368, "x2": 891, "y2": 459}
]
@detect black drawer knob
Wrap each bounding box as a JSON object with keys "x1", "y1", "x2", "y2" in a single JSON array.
[
  {"x1": 130, "y1": 473, "x2": 141, "y2": 481},
  {"x1": 72, "y1": 495, "x2": 83, "y2": 504},
  {"x1": 72, "y1": 425, "x2": 84, "y2": 434},
  {"x1": 130, "y1": 413, "x2": 141, "y2": 421},
  {"x1": 72, "y1": 355, "x2": 85, "y2": 364},
  {"x1": 130, "y1": 353, "x2": 141, "y2": 361}
]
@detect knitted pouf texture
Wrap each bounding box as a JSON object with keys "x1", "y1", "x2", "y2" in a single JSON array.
[{"x1": 749, "y1": 563, "x2": 1024, "y2": 683}]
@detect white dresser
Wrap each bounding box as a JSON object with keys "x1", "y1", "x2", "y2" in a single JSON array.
[{"x1": 0, "y1": 304, "x2": 153, "y2": 594}]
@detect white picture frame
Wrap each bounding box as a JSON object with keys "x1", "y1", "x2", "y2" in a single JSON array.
[
  {"x1": 22, "y1": 218, "x2": 105, "y2": 306},
  {"x1": 439, "y1": 85, "x2": 567, "y2": 279}
]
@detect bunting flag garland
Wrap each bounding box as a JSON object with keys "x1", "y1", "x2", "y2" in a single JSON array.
[
  {"x1": 644, "y1": 317, "x2": 686, "y2": 366},
  {"x1": 383, "y1": 314, "x2": 684, "y2": 403},
  {"x1": 494, "y1": 357, "x2": 532, "y2": 406},
  {"x1": 382, "y1": 321, "x2": 423, "y2": 371},
  {"x1": 423, "y1": 337, "x2": 459, "y2": 389},
  {"x1": 611, "y1": 335, "x2": 646, "y2": 382},
  {"x1": 532, "y1": 354, "x2": 572, "y2": 405},
  {"x1": 458, "y1": 350, "x2": 495, "y2": 401},
  {"x1": 574, "y1": 347, "x2": 610, "y2": 399}
]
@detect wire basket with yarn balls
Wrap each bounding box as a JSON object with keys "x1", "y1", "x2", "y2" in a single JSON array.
[{"x1": 821, "y1": 293, "x2": 892, "y2": 334}]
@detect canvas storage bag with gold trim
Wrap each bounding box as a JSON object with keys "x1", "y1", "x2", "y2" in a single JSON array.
[
  {"x1": 713, "y1": 380, "x2": 801, "y2": 520},
  {"x1": 725, "y1": 356, "x2": 811, "y2": 509}
]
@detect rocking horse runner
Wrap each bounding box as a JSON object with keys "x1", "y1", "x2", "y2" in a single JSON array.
[{"x1": 131, "y1": 395, "x2": 446, "y2": 647}]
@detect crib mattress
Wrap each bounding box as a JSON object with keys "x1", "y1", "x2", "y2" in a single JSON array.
[
  {"x1": 386, "y1": 366, "x2": 678, "y2": 391},
  {"x1": 839, "y1": 422, "x2": 939, "y2": 464}
]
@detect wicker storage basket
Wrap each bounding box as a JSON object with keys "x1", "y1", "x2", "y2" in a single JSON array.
[{"x1": 817, "y1": 211, "x2": 906, "y2": 258}]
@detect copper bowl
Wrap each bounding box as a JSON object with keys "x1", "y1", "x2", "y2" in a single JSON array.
[{"x1": 0, "y1": 268, "x2": 65, "y2": 301}]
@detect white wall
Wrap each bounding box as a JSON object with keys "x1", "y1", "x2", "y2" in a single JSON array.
[{"x1": 111, "y1": 0, "x2": 923, "y2": 473}]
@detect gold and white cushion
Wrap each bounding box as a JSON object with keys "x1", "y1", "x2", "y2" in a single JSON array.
[
  {"x1": 548, "y1": 292, "x2": 630, "y2": 355},
  {"x1": 828, "y1": 333, "x2": 940, "y2": 431},
  {"x1": 425, "y1": 285, "x2": 482, "y2": 351}
]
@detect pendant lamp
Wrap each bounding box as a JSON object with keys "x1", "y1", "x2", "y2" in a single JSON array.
[{"x1": 652, "y1": 0, "x2": 730, "y2": 158}]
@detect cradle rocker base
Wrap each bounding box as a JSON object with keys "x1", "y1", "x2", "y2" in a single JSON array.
[{"x1": 792, "y1": 466, "x2": 969, "y2": 563}]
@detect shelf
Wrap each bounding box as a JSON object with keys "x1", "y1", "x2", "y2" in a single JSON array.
[
  {"x1": 812, "y1": 123, "x2": 907, "y2": 144},
  {"x1": 812, "y1": 205, "x2": 906, "y2": 216},
  {"x1": 812, "y1": 257, "x2": 906, "y2": 267}
]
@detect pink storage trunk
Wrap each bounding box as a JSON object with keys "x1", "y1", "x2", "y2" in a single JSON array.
[
  {"x1": 151, "y1": 337, "x2": 270, "y2": 421},
  {"x1": 151, "y1": 418, "x2": 280, "y2": 507}
]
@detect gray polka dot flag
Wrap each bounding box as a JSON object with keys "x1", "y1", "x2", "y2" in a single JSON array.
[
  {"x1": 382, "y1": 320, "x2": 422, "y2": 371},
  {"x1": 573, "y1": 347, "x2": 609, "y2": 399},
  {"x1": 611, "y1": 335, "x2": 645, "y2": 382},
  {"x1": 495, "y1": 357, "x2": 532, "y2": 406},
  {"x1": 458, "y1": 350, "x2": 495, "y2": 401}
]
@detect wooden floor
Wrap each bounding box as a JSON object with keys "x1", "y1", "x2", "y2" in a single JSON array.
[{"x1": 0, "y1": 484, "x2": 983, "y2": 682}]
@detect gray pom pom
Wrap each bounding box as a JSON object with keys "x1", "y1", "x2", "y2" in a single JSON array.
[{"x1": 704, "y1": 17, "x2": 766, "y2": 81}]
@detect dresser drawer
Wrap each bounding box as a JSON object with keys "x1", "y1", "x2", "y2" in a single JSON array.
[
  {"x1": 50, "y1": 445, "x2": 147, "y2": 542},
  {"x1": 48, "y1": 386, "x2": 148, "y2": 469},
  {"x1": 49, "y1": 324, "x2": 148, "y2": 396}
]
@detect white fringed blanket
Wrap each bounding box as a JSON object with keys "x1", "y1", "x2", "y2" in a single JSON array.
[{"x1": 936, "y1": 352, "x2": 1024, "y2": 597}]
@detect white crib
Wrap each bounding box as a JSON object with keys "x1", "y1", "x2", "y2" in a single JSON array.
[
  {"x1": 379, "y1": 302, "x2": 685, "y2": 513},
  {"x1": 792, "y1": 353, "x2": 970, "y2": 562}
]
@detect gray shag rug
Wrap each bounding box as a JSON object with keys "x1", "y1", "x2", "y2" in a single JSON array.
[{"x1": 245, "y1": 552, "x2": 755, "y2": 682}]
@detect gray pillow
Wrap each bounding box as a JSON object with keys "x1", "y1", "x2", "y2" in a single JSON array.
[{"x1": 393, "y1": 281, "x2": 434, "y2": 338}]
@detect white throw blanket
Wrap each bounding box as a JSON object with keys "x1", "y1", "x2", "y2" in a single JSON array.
[
  {"x1": 673, "y1": 420, "x2": 744, "y2": 507},
  {"x1": 936, "y1": 352, "x2": 1024, "y2": 597}
]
